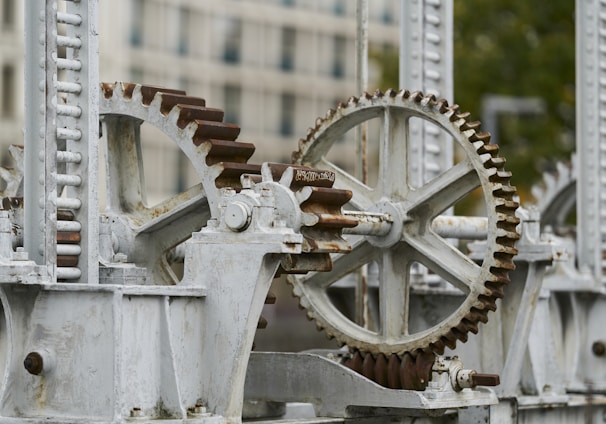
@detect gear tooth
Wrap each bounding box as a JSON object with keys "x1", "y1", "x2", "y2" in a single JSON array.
[
  {"x1": 485, "y1": 281, "x2": 505, "y2": 299},
  {"x1": 374, "y1": 89, "x2": 384, "y2": 98},
  {"x1": 336, "y1": 101, "x2": 346, "y2": 110},
  {"x1": 476, "y1": 140, "x2": 498, "y2": 154},
  {"x1": 478, "y1": 295, "x2": 498, "y2": 312},
  {"x1": 462, "y1": 318, "x2": 479, "y2": 334},
  {"x1": 461, "y1": 120, "x2": 481, "y2": 131},
  {"x1": 442, "y1": 333, "x2": 458, "y2": 350},
  {"x1": 424, "y1": 93, "x2": 437, "y2": 103},
  {"x1": 399, "y1": 89, "x2": 411, "y2": 99},
  {"x1": 436, "y1": 98, "x2": 449, "y2": 113},
  {"x1": 385, "y1": 88, "x2": 397, "y2": 98},
  {"x1": 257, "y1": 315, "x2": 268, "y2": 329},
  {"x1": 385, "y1": 354, "x2": 400, "y2": 389},
  {"x1": 447, "y1": 104, "x2": 461, "y2": 120},
  {"x1": 348, "y1": 95, "x2": 359, "y2": 105},
  {"x1": 411, "y1": 90, "x2": 424, "y2": 102},
  {"x1": 362, "y1": 353, "x2": 375, "y2": 380},
  {"x1": 484, "y1": 156, "x2": 507, "y2": 169},
  {"x1": 430, "y1": 340, "x2": 446, "y2": 355},
  {"x1": 101, "y1": 82, "x2": 114, "y2": 99},
  {"x1": 326, "y1": 108, "x2": 336, "y2": 119},
  {"x1": 451, "y1": 326, "x2": 468, "y2": 343},
  {"x1": 470, "y1": 131, "x2": 492, "y2": 144},
  {"x1": 373, "y1": 353, "x2": 388, "y2": 387}
]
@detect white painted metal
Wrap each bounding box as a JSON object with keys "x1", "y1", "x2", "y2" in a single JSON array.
[
  {"x1": 576, "y1": 0, "x2": 606, "y2": 283},
  {"x1": 6, "y1": 0, "x2": 606, "y2": 423},
  {"x1": 399, "y1": 0, "x2": 454, "y2": 187}
]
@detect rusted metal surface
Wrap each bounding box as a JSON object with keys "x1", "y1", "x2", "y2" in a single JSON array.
[
  {"x1": 206, "y1": 139, "x2": 255, "y2": 165},
  {"x1": 23, "y1": 352, "x2": 44, "y2": 376},
  {"x1": 471, "y1": 373, "x2": 500, "y2": 387},
  {"x1": 344, "y1": 349, "x2": 435, "y2": 391}
]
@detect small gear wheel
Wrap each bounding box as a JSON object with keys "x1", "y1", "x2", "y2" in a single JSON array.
[{"x1": 289, "y1": 89, "x2": 520, "y2": 358}]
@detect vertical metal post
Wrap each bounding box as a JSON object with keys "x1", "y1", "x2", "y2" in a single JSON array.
[
  {"x1": 355, "y1": 0, "x2": 369, "y2": 327},
  {"x1": 576, "y1": 0, "x2": 605, "y2": 284},
  {"x1": 399, "y1": 0, "x2": 453, "y2": 187},
  {"x1": 24, "y1": 0, "x2": 47, "y2": 268},
  {"x1": 25, "y1": 0, "x2": 99, "y2": 283},
  {"x1": 42, "y1": 1, "x2": 60, "y2": 281}
]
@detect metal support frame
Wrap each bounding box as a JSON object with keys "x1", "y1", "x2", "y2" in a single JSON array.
[
  {"x1": 576, "y1": 0, "x2": 606, "y2": 283},
  {"x1": 24, "y1": 0, "x2": 99, "y2": 283},
  {"x1": 400, "y1": 0, "x2": 454, "y2": 187}
]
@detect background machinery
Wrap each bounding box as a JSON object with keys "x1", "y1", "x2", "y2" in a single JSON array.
[{"x1": 0, "y1": 0, "x2": 603, "y2": 423}]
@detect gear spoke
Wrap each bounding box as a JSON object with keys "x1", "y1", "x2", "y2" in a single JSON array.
[
  {"x1": 403, "y1": 230, "x2": 480, "y2": 294},
  {"x1": 103, "y1": 115, "x2": 146, "y2": 212},
  {"x1": 378, "y1": 247, "x2": 410, "y2": 338},
  {"x1": 380, "y1": 106, "x2": 410, "y2": 200},
  {"x1": 405, "y1": 159, "x2": 479, "y2": 218},
  {"x1": 304, "y1": 237, "x2": 377, "y2": 290}
]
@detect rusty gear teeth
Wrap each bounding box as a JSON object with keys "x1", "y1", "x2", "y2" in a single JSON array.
[
  {"x1": 344, "y1": 349, "x2": 436, "y2": 391},
  {"x1": 289, "y1": 88, "x2": 520, "y2": 375}
]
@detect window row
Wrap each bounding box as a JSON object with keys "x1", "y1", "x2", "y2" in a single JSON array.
[
  {"x1": 129, "y1": 1, "x2": 397, "y2": 79},
  {"x1": 0, "y1": 0, "x2": 14, "y2": 28}
]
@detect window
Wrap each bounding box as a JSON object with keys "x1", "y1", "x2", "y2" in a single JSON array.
[
  {"x1": 280, "y1": 93, "x2": 295, "y2": 136},
  {"x1": 177, "y1": 7, "x2": 189, "y2": 56},
  {"x1": 280, "y1": 27, "x2": 296, "y2": 71},
  {"x1": 2, "y1": 0, "x2": 14, "y2": 27},
  {"x1": 224, "y1": 85, "x2": 241, "y2": 125},
  {"x1": 223, "y1": 18, "x2": 242, "y2": 64},
  {"x1": 130, "y1": 0, "x2": 144, "y2": 47},
  {"x1": 2, "y1": 65, "x2": 14, "y2": 118},
  {"x1": 382, "y1": 8, "x2": 393, "y2": 24},
  {"x1": 332, "y1": 35, "x2": 346, "y2": 78},
  {"x1": 333, "y1": 0, "x2": 345, "y2": 15}
]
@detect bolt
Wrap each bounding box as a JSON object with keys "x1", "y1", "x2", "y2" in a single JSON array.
[
  {"x1": 24, "y1": 352, "x2": 44, "y2": 375},
  {"x1": 189, "y1": 402, "x2": 210, "y2": 417},
  {"x1": 592, "y1": 341, "x2": 606, "y2": 357},
  {"x1": 130, "y1": 407, "x2": 144, "y2": 418}
]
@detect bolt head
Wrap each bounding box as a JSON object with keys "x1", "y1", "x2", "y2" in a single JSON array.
[
  {"x1": 592, "y1": 341, "x2": 606, "y2": 357},
  {"x1": 24, "y1": 352, "x2": 44, "y2": 375}
]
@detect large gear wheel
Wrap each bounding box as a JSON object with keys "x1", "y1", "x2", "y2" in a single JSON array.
[
  {"x1": 99, "y1": 82, "x2": 261, "y2": 284},
  {"x1": 289, "y1": 89, "x2": 520, "y2": 358}
]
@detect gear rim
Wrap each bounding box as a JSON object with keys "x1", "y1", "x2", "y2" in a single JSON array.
[{"x1": 289, "y1": 89, "x2": 520, "y2": 356}]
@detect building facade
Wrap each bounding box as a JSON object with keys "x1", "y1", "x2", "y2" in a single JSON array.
[{"x1": 1, "y1": 0, "x2": 400, "y2": 202}]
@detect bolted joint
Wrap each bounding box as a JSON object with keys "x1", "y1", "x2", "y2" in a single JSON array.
[
  {"x1": 24, "y1": 349, "x2": 56, "y2": 375},
  {"x1": 592, "y1": 340, "x2": 606, "y2": 357}
]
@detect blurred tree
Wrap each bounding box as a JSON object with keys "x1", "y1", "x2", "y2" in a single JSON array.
[{"x1": 371, "y1": 1, "x2": 575, "y2": 205}]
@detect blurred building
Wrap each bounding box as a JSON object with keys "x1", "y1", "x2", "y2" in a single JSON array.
[
  {"x1": 0, "y1": 0, "x2": 22, "y2": 161},
  {"x1": 0, "y1": 0, "x2": 400, "y2": 202}
]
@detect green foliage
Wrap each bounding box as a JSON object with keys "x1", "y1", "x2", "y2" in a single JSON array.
[
  {"x1": 454, "y1": 0, "x2": 575, "y2": 202},
  {"x1": 371, "y1": 1, "x2": 576, "y2": 204}
]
